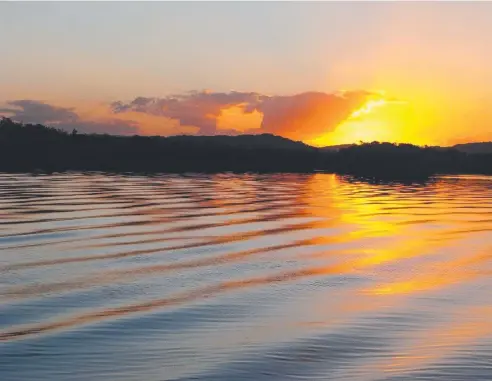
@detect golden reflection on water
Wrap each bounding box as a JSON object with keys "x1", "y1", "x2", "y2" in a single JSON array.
[{"x1": 0, "y1": 173, "x2": 491, "y2": 380}]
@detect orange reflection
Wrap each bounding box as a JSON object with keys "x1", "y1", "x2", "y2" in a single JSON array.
[
  {"x1": 367, "y1": 249, "x2": 492, "y2": 296},
  {"x1": 359, "y1": 306, "x2": 492, "y2": 379}
]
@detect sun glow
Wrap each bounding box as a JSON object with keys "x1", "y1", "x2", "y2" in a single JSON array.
[
  {"x1": 306, "y1": 92, "x2": 426, "y2": 147},
  {"x1": 349, "y1": 99, "x2": 388, "y2": 119}
]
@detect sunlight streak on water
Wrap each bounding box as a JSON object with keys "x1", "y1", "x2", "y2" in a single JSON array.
[{"x1": 0, "y1": 173, "x2": 491, "y2": 380}]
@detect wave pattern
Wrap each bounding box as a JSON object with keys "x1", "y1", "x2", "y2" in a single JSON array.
[{"x1": 1, "y1": 172, "x2": 491, "y2": 381}]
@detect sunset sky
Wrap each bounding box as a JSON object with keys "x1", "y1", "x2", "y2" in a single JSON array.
[{"x1": 1, "y1": 2, "x2": 492, "y2": 146}]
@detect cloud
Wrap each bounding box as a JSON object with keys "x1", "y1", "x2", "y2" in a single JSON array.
[
  {"x1": 112, "y1": 91, "x2": 264, "y2": 135},
  {"x1": 256, "y1": 91, "x2": 372, "y2": 141},
  {"x1": 0, "y1": 100, "x2": 78, "y2": 124},
  {"x1": 0, "y1": 100, "x2": 139, "y2": 135},
  {"x1": 1, "y1": 90, "x2": 379, "y2": 140},
  {"x1": 111, "y1": 90, "x2": 374, "y2": 140}
]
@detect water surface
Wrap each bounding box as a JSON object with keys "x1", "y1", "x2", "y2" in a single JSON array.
[{"x1": 1, "y1": 173, "x2": 491, "y2": 380}]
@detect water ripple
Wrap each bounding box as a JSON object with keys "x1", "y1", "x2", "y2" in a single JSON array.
[{"x1": 1, "y1": 173, "x2": 491, "y2": 380}]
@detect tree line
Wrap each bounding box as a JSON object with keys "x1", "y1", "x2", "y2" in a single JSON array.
[{"x1": 0, "y1": 117, "x2": 490, "y2": 178}]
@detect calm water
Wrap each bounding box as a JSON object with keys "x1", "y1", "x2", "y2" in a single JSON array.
[{"x1": 1, "y1": 173, "x2": 491, "y2": 381}]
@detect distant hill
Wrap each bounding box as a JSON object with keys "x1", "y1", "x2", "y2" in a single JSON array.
[
  {"x1": 319, "y1": 144, "x2": 354, "y2": 152},
  {"x1": 453, "y1": 142, "x2": 492, "y2": 154},
  {"x1": 323, "y1": 142, "x2": 492, "y2": 154},
  {"x1": 0, "y1": 117, "x2": 491, "y2": 176},
  {"x1": 166, "y1": 133, "x2": 314, "y2": 151}
]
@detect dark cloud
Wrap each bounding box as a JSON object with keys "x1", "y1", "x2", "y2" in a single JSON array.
[
  {"x1": 0, "y1": 100, "x2": 78, "y2": 124},
  {"x1": 111, "y1": 90, "x2": 374, "y2": 139},
  {"x1": 1, "y1": 100, "x2": 139, "y2": 135}
]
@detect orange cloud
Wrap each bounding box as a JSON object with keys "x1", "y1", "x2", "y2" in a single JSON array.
[
  {"x1": 112, "y1": 90, "x2": 374, "y2": 140},
  {"x1": 254, "y1": 91, "x2": 371, "y2": 141},
  {"x1": 216, "y1": 104, "x2": 263, "y2": 133}
]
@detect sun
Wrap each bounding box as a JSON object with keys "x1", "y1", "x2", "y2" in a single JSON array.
[
  {"x1": 349, "y1": 98, "x2": 388, "y2": 119},
  {"x1": 307, "y1": 93, "x2": 418, "y2": 147}
]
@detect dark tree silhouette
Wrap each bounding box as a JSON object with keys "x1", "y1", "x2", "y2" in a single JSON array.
[{"x1": 0, "y1": 118, "x2": 490, "y2": 178}]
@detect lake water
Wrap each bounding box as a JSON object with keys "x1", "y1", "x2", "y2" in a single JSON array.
[{"x1": 1, "y1": 172, "x2": 491, "y2": 381}]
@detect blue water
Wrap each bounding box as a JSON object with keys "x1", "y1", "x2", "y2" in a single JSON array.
[{"x1": 1, "y1": 172, "x2": 491, "y2": 380}]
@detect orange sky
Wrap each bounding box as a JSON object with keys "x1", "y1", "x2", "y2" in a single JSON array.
[
  {"x1": 1, "y1": 89, "x2": 491, "y2": 147},
  {"x1": 1, "y1": 2, "x2": 492, "y2": 146}
]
